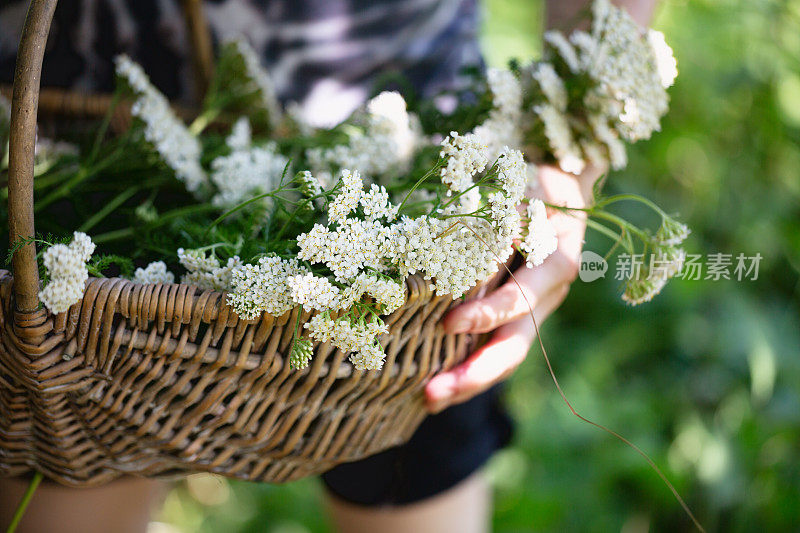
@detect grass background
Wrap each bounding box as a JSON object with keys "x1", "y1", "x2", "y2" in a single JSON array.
[{"x1": 155, "y1": 1, "x2": 800, "y2": 531}]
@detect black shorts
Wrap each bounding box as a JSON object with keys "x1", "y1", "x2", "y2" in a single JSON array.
[{"x1": 321, "y1": 384, "x2": 513, "y2": 506}]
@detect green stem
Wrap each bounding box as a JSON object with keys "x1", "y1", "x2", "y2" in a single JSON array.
[
  {"x1": 590, "y1": 210, "x2": 651, "y2": 243},
  {"x1": 93, "y1": 227, "x2": 134, "y2": 244},
  {"x1": 204, "y1": 187, "x2": 290, "y2": 237},
  {"x1": 593, "y1": 193, "x2": 668, "y2": 217},
  {"x1": 5, "y1": 472, "x2": 43, "y2": 533},
  {"x1": 584, "y1": 218, "x2": 631, "y2": 259},
  {"x1": 397, "y1": 163, "x2": 441, "y2": 213},
  {"x1": 34, "y1": 149, "x2": 123, "y2": 212},
  {"x1": 287, "y1": 308, "x2": 303, "y2": 365},
  {"x1": 274, "y1": 203, "x2": 307, "y2": 241},
  {"x1": 93, "y1": 202, "x2": 218, "y2": 244},
  {"x1": 545, "y1": 201, "x2": 652, "y2": 244},
  {"x1": 87, "y1": 91, "x2": 121, "y2": 165},
  {"x1": 156, "y1": 204, "x2": 220, "y2": 224},
  {"x1": 32, "y1": 165, "x2": 80, "y2": 191},
  {"x1": 584, "y1": 217, "x2": 623, "y2": 244},
  {"x1": 189, "y1": 107, "x2": 222, "y2": 136},
  {"x1": 78, "y1": 187, "x2": 138, "y2": 232}
]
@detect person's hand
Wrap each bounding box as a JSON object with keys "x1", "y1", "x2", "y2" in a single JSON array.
[{"x1": 425, "y1": 164, "x2": 604, "y2": 413}]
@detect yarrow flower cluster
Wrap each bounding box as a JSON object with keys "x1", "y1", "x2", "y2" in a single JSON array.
[
  {"x1": 327, "y1": 170, "x2": 364, "y2": 223},
  {"x1": 220, "y1": 136, "x2": 554, "y2": 370},
  {"x1": 307, "y1": 91, "x2": 420, "y2": 183},
  {"x1": 178, "y1": 248, "x2": 243, "y2": 291},
  {"x1": 115, "y1": 55, "x2": 208, "y2": 194},
  {"x1": 467, "y1": 0, "x2": 677, "y2": 174},
  {"x1": 297, "y1": 170, "x2": 323, "y2": 198},
  {"x1": 439, "y1": 132, "x2": 489, "y2": 193},
  {"x1": 227, "y1": 256, "x2": 307, "y2": 319},
  {"x1": 226, "y1": 117, "x2": 252, "y2": 151},
  {"x1": 622, "y1": 216, "x2": 690, "y2": 305},
  {"x1": 228, "y1": 39, "x2": 283, "y2": 128},
  {"x1": 133, "y1": 261, "x2": 175, "y2": 284},
  {"x1": 520, "y1": 199, "x2": 558, "y2": 267},
  {"x1": 210, "y1": 128, "x2": 289, "y2": 208},
  {"x1": 38, "y1": 232, "x2": 96, "y2": 313},
  {"x1": 534, "y1": 0, "x2": 676, "y2": 171},
  {"x1": 472, "y1": 68, "x2": 524, "y2": 164},
  {"x1": 304, "y1": 313, "x2": 389, "y2": 371},
  {"x1": 387, "y1": 147, "x2": 542, "y2": 299}
]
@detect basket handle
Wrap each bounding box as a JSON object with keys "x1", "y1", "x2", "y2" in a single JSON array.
[
  {"x1": 182, "y1": 0, "x2": 215, "y2": 100},
  {"x1": 7, "y1": 0, "x2": 214, "y2": 314},
  {"x1": 7, "y1": 0, "x2": 58, "y2": 313}
]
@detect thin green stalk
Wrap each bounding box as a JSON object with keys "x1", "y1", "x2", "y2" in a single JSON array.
[
  {"x1": 5, "y1": 472, "x2": 43, "y2": 533},
  {"x1": 397, "y1": 163, "x2": 442, "y2": 213},
  {"x1": 590, "y1": 210, "x2": 651, "y2": 243},
  {"x1": 286, "y1": 308, "x2": 303, "y2": 367},
  {"x1": 155, "y1": 204, "x2": 220, "y2": 224},
  {"x1": 87, "y1": 91, "x2": 121, "y2": 165},
  {"x1": 93, "y1": 227, "x2": 134, "y2": 244},
  {"x1": 584, "y1": 218, "x2": 630, "y2": 260},
  {"x1": 545, "y1": 200, "x2": 652, "y2": 244},
  {"x1": 78, "y1": 187, "x2": 138, "y2": 232},
  {"x1": 584, "y1": 217, "x2": 624, "y2": 245},
  {"x1": 189, "y1": 107, "x2": 222, "y2": 136},
  {"x1": 273, "y1": 203, "x2": 307, "y2": 241},
  {"x1": 593, "y1": 193, "x2": 668, "y2": 218},
  {"x1": 204, "y1": 187, "x2": 290, "y2": 237},
  {"x1": 90, "y1": 201, "x2": 216, "y2": 244},
  {"x1": 31, "y1": 165, "x2": 81, "y2": 191},
  {"x1": 34, "y1": 149, "x2": 124, "y2": 212}
]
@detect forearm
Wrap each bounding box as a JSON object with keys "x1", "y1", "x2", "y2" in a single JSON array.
[{"x1": 545, "y1": 0, "x2": 658, "y2": 30}]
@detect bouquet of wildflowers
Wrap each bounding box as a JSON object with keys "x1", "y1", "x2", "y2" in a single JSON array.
[{"x1": 5, "y1": 0, "x2": 688, "y2": 372}]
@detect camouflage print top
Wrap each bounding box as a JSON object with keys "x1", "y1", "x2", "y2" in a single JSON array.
[{"x1": 0, "y1": 0, "x2": 483, "y2": 125}]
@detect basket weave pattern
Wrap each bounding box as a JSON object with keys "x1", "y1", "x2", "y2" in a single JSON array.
[
  {"x1": 0, "y1": 0, "x2": 498, "y2": 487},
  {"x1": 0, "y1": 272, "x2": 492, "y2": 486}
]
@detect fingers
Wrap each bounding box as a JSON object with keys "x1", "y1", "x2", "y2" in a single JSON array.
[
  {"x1": 427, "y1": 318, "x2": 534, "y2": 413},
  {"x1": 427, "y1": 284, "x2": 565, "y2": 413},
  {"x1": 443, "y1": 171, "x2": 590, "y2": 335},
  {"x1": 427, "y1": 163, "x2": 603, "y2": 413},
  {"x1": 537, "y1": 163, "x2": 605, "y2": 207},
  {"x1": 443, "y1": 252, "x2": 573, "y2": 334}
]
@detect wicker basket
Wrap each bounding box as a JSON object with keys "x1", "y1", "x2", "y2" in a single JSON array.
[{"x1": 0, "y1": 0, "x2": 500, "y2": 487}]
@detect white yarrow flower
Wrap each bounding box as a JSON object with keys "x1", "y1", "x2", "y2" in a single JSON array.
[
  {"x1": 531, "y1": 63, "x2": 568, "y2": 112},
  {"x1": 227, "y1": 256, "x2": 307, "y2": 319},
  {"x1": 534, "y1": 104, "x2": 586, "y2": 174},
  {"x1": 226, "y1": 117, "x2": 252, "y2": 151},
  {"x1": 307, "y1": 91, "x2": 419, "y2": 180},
  {"x1": 178, "y1": 248, "x2": 242, "y2": 291},
  {"x1": 647, "y1": 30, "x2": 678, "y2": 89},
  {"x1": 116, "y1": 55, "x2": 207, "y2": 194},
  {"x1": 288, "y1": 273, "x2": 342, "y2": 312},
  {"x1": 521, "y1": 199, "x2": 558, "y2": 267},
  {"x1": 440, "y1": 132, "x2": 489, "y2": 194},
  {"x1": 39, "y1": 232, "x2": 96, "y2": 313},
  {"x1": 328, "y1": 169, "x2": 363, "y2": 223},
  {"x1": 210, "y1": 142, "x2": 289, "y2": 208},
  {"x1": 230, "y1": 39, "x2": 283, "y2": 127},
  {"x1": 133, "y1": 261, "x2": 175, "y2": 284}
]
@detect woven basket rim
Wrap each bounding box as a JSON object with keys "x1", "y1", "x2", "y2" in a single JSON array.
[{"x1": 0, "y1": 270, "x2": 442, "y2": 319}]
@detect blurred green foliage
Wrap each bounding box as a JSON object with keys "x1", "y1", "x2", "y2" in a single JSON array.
[{"x1": 156, "y1": 1, "x2": 800, "y2": 531}]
